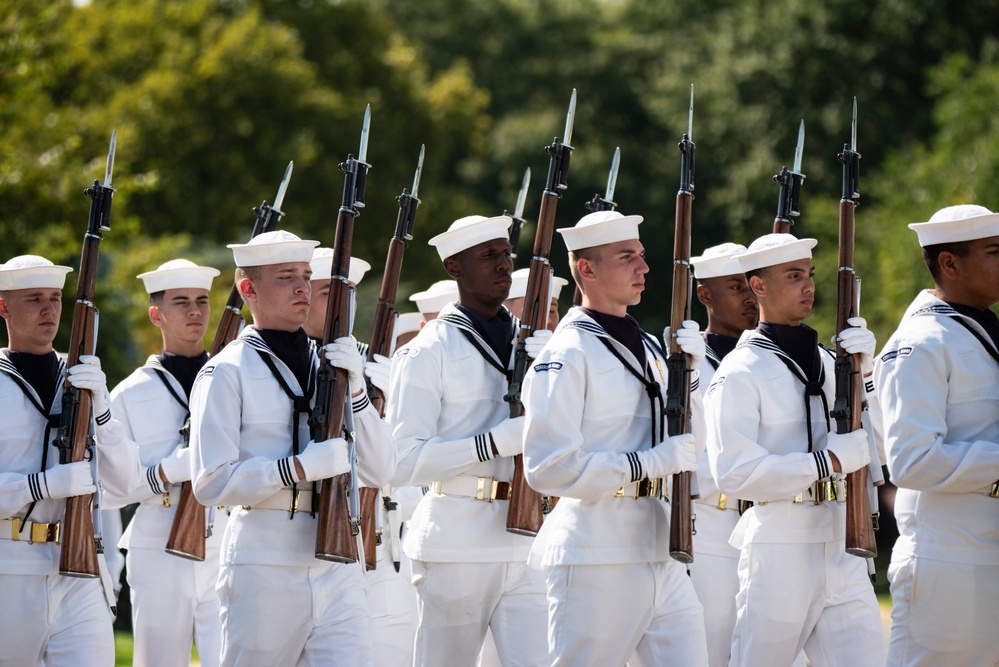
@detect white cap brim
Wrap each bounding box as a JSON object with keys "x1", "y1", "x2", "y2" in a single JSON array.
[
  {"x1": 508, "y1": 268, "x2": 569, "y2": 300},
  {"x1": 137, "y1": 259, "x2": 220, "y2": 294},
  {"x1": 0, "y1": 256, "x2": 73, "y2": 291},
  {"x1": 557, "y1": 211, "x2": 643, "y2": 252},
  {"x1": 908, "y1": 205, "x2": 999, "y2": 247},
  {"x1": 310, "y1": 248, "x2": 372, "y2": 285},
  {"x1": 691, "y1": 243, "x2": 748, "y2": 279},
  {"x1": 409, "y1": 280, "x2": 459, "y2": 314},
  {"x1": 428, "y1": 215, "x2": 513, "y2": 260},
  {"x1": 228, "y1": 230, "x2": 319, "y2": 267},
  {"x1": 737, "y1": 234, "x2": 817, "y2": 273}
]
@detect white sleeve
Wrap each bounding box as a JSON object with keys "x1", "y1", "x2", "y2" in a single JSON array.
[
  {"x1": 705, "y1": 368, "x2": 820, "y2": 502},
  {"x1": 876, "y1": 339, "x2": 999, "y2": 492},
  {"x1": 190, "y1": 362, "x2": 286, "y2": 507},
  {"x1": 350, "y1": 392, "x2": 396, "y2": 488},
  {"x1": 522, "y1": 346, "x2": 651, "y2": 501},
  {"x1": 93, "y1": 412, "x2": 142, "y2": 499}
]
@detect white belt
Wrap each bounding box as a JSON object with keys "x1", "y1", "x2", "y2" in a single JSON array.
[
  {"x1": 694, "y1": 493, "x2": 740, "y2": 511},
  {"x1": 755, "y1": 480, "x2": 847, "y2": 506},
  {"x1": 141, "y1": 487, "x2": 182, "y2": 507},
  {"x1": 244, "y1": 489, "x2": 314, "y2": 513},
  {"x1": 431, "y1": 476, "x2": 512, "y2": 502},
  {"x1": 0, "y1": 518, "x2": 61, "y2": 543}
]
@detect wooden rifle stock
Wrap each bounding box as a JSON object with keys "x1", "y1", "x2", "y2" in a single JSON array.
[
  {"x1": 505, "y1": 91, "x2": 575, "y2": 536},
  {"x1": 667, "y1": 92, "x2": 695, "y2": 564},
  {"x1": 58, "y1": 159, "x2": 114, "y2": 578},
  {"x1": 833, "y1": 100, "x2": 877, "y2": 558},
  {"x1": 166, "y1": 174, "x2": 290, "y2": 560}
]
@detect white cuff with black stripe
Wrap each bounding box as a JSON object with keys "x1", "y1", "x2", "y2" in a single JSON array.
[
  {"x1": 95, "y1": 409, "x2": 112, "y2": 427},
  {"x1": 813, "y1": 451, "x2": 832, "y2": 481},
  {"x1": 627, "y1": 451, "x2": 643, "y2": 483},
  {"x1": 474, "y1": 433, "x2": 493, "y2": 463},
  {"x1": 145, "y1": 465, "x2": 165, "y2": 495},
  {"x1": 277, "y1": 457, "x2": 298, "y2": 487},
  {"x1": 28, "y1": 472, "x2": 46, "y2": 502},
  {"x1": 351, "y1": 392, "x2": 370, "y2": 413}
]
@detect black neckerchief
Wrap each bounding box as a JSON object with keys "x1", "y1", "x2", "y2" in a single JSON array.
[
  {"x1": 456, "y1": 304, "x2": 514, "y2": 366},
  {"x1": 706, "y1": 332, "x2": 739, "y2": 363},
  {"x1": 8, "y1": 351, "x2": 60, "y2": 414},
  {"x1": 947, "y1": 302, "x2": 999, "y2": 353},
  {"x1": 757, "y1": 322, "x2": 822, "y2": 386},
  {"x1": 258, "y1": 328, "x2": 312, "y2": 394},
  {"x1": 580, "y1": 307, "x2": 647, "y2": 368},
  {"x1": 157, "y1": 351, "x2": 208, "y2": 398}
]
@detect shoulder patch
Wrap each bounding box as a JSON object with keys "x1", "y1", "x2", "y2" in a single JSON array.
[
  {"x1": 195, "y1": 365, "x2": 215, "y2": 382},
  {"x1": 533, "y1": 361, "x2": 563, "y2": 373},
  {"x1": 706, "y1": 374, "x2": 725, "y2": 397},
  {"x1": 394, "y1": 346, "x2": 419, "y2": 359},
  {"x1": 880, "y1": 346, "x2": 913, "y2": 363}
]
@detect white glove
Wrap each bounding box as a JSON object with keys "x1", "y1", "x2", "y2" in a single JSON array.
[
  {"x1": 159, "y1": 447, "x2": 192, "y2": 484},
  {"x1": 489, "y1": 416, "x2": 526, "y2": 458},
  {"x1": 67, "y1": 354, "x2": 110, "y2": 419},
  {"x1": 837, "y1": 316, "x2": 876, "y2": 375},
  {"x1": 636, "y1": 433, "x2": 698, "y2": 479},
  {"x1": 663, "y1": 320, "x2": 706, "y2": 367},
  {"x1": 525, "y1": 330, "x2": 553, "y2": 359},
  {"x1": 364, "y1": 353, "x2": 391, "y2": 395},
  {"x1": 825, "y1": 429, "x2": 872, "y2": 475},
  {"x1": 324, "y1": 337, "x2": 364, "y2": 394},
  {"x1": 41, "y1": 461, "x2": 96, "y2": 499},
  {"x1": 294, "y1": 437, "x2": 349, "y2": 483}
]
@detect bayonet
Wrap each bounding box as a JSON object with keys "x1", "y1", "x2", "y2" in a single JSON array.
[
  {"x1": 514, "y1": 168, "x2": 531, "y2": 220},
  {"x1": 358, "y1": 104, "x2": 371, "y2": 164},
  {"x1": 687, "y1": 84, "x2": 694, "y2": 140},
  {"x1": 563, "y1": 89, "x2": 577, "y2": 147},
  {"x1": 606, "y1": 147, "x2": 621, "y2": 203},
  {"x1": 103, "y1": 130, "x2": 116, "y2": 190},
  {"x1": 851, "y1": 97, "x2": 858, "y2": 152},
  {"x1": 411, "y1": 144, "x2": 425, "y2": 198},
  {"x1": 793, "y1": 120, "x2": 805, "y2": 175},
  {"x1": 273, "y1": 161, "x2": 293, "y2": 212}
]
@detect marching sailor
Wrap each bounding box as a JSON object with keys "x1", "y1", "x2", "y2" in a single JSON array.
[
  {"x1": 189, "y1": 231, "x2": 396, "y2": 666},
  {"x1": 386, "y1": 215, "x2": 550, "y2": 667},
  {"x1": 104, "y1": 259, "x2": 225, "y2": 667},
  {"x1": 0, "y1": 255, "x2": 140, "y2": 666},
  {"x1": 522, "y1": 210, "x2": 710, "y2": 666},
  {"x1": 876, "y1": 205, "x2": 999, "y2": 666},
  {"x1": 704, "y1": 233, "x2": 884, "y2": 666}
]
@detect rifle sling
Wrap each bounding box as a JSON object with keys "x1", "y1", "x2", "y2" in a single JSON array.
[
  {"x1": 152, "y1": 369, "x2": 190, "y2": 419},
  {"x1": 597, "y1": 335, "x2": 665, "y2": 449},
  {"x1": 953, "y1": 318, "x2": 999, "y2": 365},
  {"x1": 456, "y1": 329, "x2": 511, "y2": 380}
]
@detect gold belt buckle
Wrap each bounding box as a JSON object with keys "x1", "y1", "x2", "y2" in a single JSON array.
[
  {"x1": 645, "y1": 479, "x2": 660, "y2": 498},
  {"x1": 476, "y1": 477, "x2": 498, "y2": 502},
  {"x1": 793, "y1": 492, "x2": 804, "y2": 504},
  {"x1": 717, "y1": 493, "x2": 728, "y2": 511},
  {"x1": 31, "y1": 521, "x2": 59, "y2": 544},
  {"x1": 10, "y1": 517, "x2": 21, "y2": 541},
  {"x1": 162, "y1": 492, "x2": 171, "y2": 508},
  {"x1": 290, "y1": 489, "x2": 300, "y2": 513},
  {"x1": 992, "y1": 481, "x2": 999, "y2": 498}
]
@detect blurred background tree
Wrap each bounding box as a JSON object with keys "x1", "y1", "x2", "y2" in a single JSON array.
[{"x1": 1, "y1": 0, "x2": 998, "y2": 386}]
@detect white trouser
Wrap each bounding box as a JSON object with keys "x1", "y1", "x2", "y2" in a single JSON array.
[
  {"x1": 887, "y1": 554, "x2": 999, "y2": 666},
  {"x1": 126, "y1": 547, "x2": 222, "y2": 667},
  {"x1": 366, "y1": 546, "x2": 418, "y2": 667},
  {"x1": 0, "y1": 572, "x2": 114, "y2": 667},
  {"x1": 410, "y1": 559, "x2": 547, "y2": 667},
  {"x1": 217, "y1": 560, "x2": 372, "y2": 667},
  {"x1": 546, "y1": 560, "x2": 708, "y2": 667},
  {"x1": 691, "y1": 505, "x2": 741, "y2": 667},
  {"x1": 731, "y1": 540, "x2": 883, "y2": 667}
]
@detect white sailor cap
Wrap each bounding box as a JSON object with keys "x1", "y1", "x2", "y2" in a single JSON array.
[
  {"x1": 227, "y1": 230, "x2": 319, "y2": 268},
  {"x1": 508, "y1": 268, "x2": 569, "y2": 301},
  {"x1": 428, "y1": 215, "x2": 512, "y2": 261},
  {"x1": 737, "y1": 233, "x2": 817, "y2": 273},
  {"x1": 908, "y1": 205, "x2": 999, "y2": 247},
  {"x1": 393, "y1": 311, "x2": 423, "y2": 339},
  {"x1": 309, "y1": 248, "x2": 372, "y2": 285},
  {"x1": 557, "y1": 210, "x2": 643, "y2": 252},
  {"x1": 0, "y1": 255, "x2": 73, "y2": 291},
  {"x1": 691, "y1": 243, "x2": 748, "y2": 279},
  {"x1": 409, "y1": 279, "x2": 458, "y2": 314},
  {"x1": 136, "y1": 259, "x2": 220, "y2": 294}
]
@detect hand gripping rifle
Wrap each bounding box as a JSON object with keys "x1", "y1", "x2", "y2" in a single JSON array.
[
  {"x1": 504, "y1": 89, "x2": 576, "y2": 536},
  {"x1": 572, "y1": 147, "x2": 621, "y2": 306},
  {"x1": 773, "y1": 121, "x2": 806, "y2": 234},
  {"x1": 831, "y1": 99, "x2": 878, "y2": 558},
  {"x1": 312, "y1": 105, "x2": 371, "y2": 564},
  {"x1": 56, "y1": 131, "x2": 116, "y2": 578},
  {"x1": 667, "y1": 87, "x2": 696, "y2": 563},
  {"x1": 165, "y1": 162, "x2": 294, "y2": 561}
]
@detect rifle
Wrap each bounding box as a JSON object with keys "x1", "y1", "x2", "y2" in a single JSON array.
[
  {"x1": 831, "y1": 98, "x2": 877, "y2": 558},
  {"x1": 56, "y1": 131, "x2": 116, "y2": 578},
  {"x1": 312, "y1": 105, "x2": 371, "y2": 564},
  {"x1": 504, "y1": 89, "x2": 576, "y2": 536},
  {"x1": 666, "y1": 87, "x2": 695, "y2": 564},
  {"x1": 574, "y1": 148, "x2": 621, "y2": 306},
  {"x1": 166, "y1": 162, "x2": 293, "y2": 561},
  {"x1": 506, "y1": 168, "x2": 531, "y2": 262},
  {"x1": 773, "y1": 121, "x2": 806, "y2": 234},
  {"x1": 367, "y1": 146, "x2": 424, "y2": 415}
]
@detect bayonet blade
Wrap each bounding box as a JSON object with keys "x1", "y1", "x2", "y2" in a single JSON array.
[
  {"x1": 514, "y1": 167, "x2": 531, "y2": 220},
  {"x1": 103, "y1": 130, "x2": 116, "y2": 188},
  {"x1": 273, "y1": 161, "x2": 293, "y2": 211},
  {"x1": 606, "y1": 147, "x2": 621, "y2": 202},
  {"x1": 687, "y1": 84, "x2": 694, "y2": 139},
  {"x1": 851, "y1": 97, "x2": 858, "y2": 152},
  {"x1": 563, "y1": 89, "x2": 577, "y2": 146},
  {"x1": 793, "y1": 120, "x2": 805, "y2": 174},
  {"x1": 358, "y1": 104, "x2": 371, "y2": 163},
  {"x1": 411, "y1": 144, "x2": 425, "y2": 198}
]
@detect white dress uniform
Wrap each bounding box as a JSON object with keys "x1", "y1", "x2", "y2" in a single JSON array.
[
  {"x1": 705, "y1": 329, "x2": 884, "y2": 666},
  {"x1": 190, "y1": 327, "x2": 396, "y2": 667},
  {"x1": 106, "y1": 355, "x2": 227, "y2": 667},
  {"x1": 875, "y1": 290, "x2": 999, "y2": 666},
  {"x1": 0, "y1": 351, "x2": 141, "y2": 667},
  {"x1": 522, "y1": 307, "x2": 709, "y2": 667},
  {"x1": 387, "y1": 302, "x2": 547, "y2": 667}
]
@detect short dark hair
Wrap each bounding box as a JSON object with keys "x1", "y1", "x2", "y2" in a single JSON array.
[
  {"x1": 234, "y1": 266, "x2": 262, "y2": 284},
  {"x1": 568, "y1": 246, "x2": 601, "y2": 291},
  {"x1": 149, "y1": 291, "x2": 165, "y2": 306},
  {"x1": 745, "y1": 266, "x2": 770, "y2": 283},
  {"x1": 922, "y1": 240, "x2": 972, "y2": 284}
]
